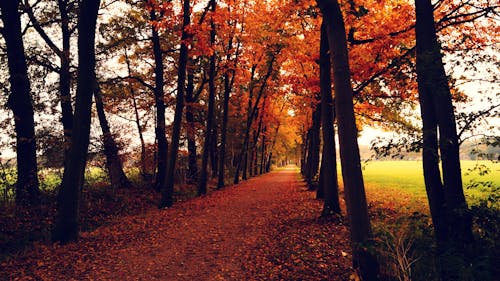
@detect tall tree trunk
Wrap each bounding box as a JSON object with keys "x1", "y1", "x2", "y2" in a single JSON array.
[
  {"x1": 301, "y1": 130, "x2": 309, "y2": 176},
  {"x1": 415, "y1": 0, "x2": 473, "y2": 278},
  {"x1": 58, "y1": 0, "x2": 73, "y2": 157},
  {"x1": 217, "y1": 39, "x2": 239, "y2": 188},
  {"x1": 24, "y1": 0, "x2": 74, "y2": 158},
  {"x1": 305, "y1": 97, "x2": 321, "y2": 186},
  {"x1": 317, "y1": 0, "x2": 379, "y2": 279},
  {"x1": 124, "y1": 49, "x2": 148, "y2": 180},
  {"x1": 210, "y1": 123, "x2": 218, "y2": 178},
  {"x1": 198, "y1": 0, "x2": 216, "y2": 196},
  {"x1": 317, "y1": 158, "x2": 325, "y2": 199},
  {"x1": 52, "y1": 0, "x2": 100, "y2": 243},
  {"x1": 233, "y1": 60, "x2": 268, "y2": 184},
  {"x1": 0, "y1": 0, "x2": 40, "y2": 206},
  {"x1": 94, "y1": 88, "x2": 131, "y2": 189},
  {"x1": 150, "y1": 8, "x2": 168, "y2": 192},
  {"x1": 319, "y1": 21, "x2": 340, "y2": 215},
  {"x1": 259, "y1": 132, "x2": 266, "y2": 175},
  {"x1": 217, "y1": 72, "x2": 231, "y2": 188},
  {"x1": 185, "y1": 64, "x2": 198, "y2": 184},
  {"x1": 159, "y1": 0, "x2": 190, "y2": 208}
]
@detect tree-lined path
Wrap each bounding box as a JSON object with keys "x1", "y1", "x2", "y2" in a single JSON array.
[{"x1": 2, "y1": 167, "x2": 352, "y2": 280}]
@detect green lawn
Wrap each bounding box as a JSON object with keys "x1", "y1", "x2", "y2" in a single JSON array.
[{"x1": 360, "y1": 160, "x2": 500, "y2": 205}]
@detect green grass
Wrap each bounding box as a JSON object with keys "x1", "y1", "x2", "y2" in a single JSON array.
[{"x1": 360, "y1": 160, "x2": 500, "y2": 206}]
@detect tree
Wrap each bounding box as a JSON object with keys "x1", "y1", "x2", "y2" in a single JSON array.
[
  {"x1": 318, "y1": 20, "x2": 340, "y2": 216},
  {"x1": 317, "y1": 0, "x2": 379, "y2": 279},
  {"x1": 94, "y1": 87, "x2": 131, "y2": 189},
  {"x1": 52, "y1": 0, "x2": 100, "y2": 243},
  {"x1": 149, "y1": 3, "x2": 169, "y2": 192},
  {"x1": 23, "y1": 0, "x2": 76, "y2": 157},
  {"x1": 198, "y1": 0, "x2": 217, "y2": 196},
  {"x1": 159, "y1": 0, "x2": 191, "y2": 208},
  {"x1": 415, "y1": 0, "x2": 474, "y2": 278},
  {"x1": 304, "y1": 96, "x2": 321, "y2": 186},
  {"x1": 0, "y1": 0, "x2": 40, "y2": 206}
]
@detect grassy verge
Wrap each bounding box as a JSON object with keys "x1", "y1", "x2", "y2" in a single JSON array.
[{"x1": 359, "y1": 161, "x2": 499, "y2": 281}]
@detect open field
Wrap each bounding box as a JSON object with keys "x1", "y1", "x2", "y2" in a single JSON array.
[
  {"x1": 360, "y1": 160, "x2": 500, "y2": 211},
  {"x1": 362, "y1": 160, "x2": 500, "y2": 194}
]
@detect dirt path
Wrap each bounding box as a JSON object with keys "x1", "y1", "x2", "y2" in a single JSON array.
[{"x1": 2, "y1": 168, "x2": 352, "y2": 280}]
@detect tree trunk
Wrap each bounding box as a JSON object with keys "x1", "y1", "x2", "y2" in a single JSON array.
[
  {"x1": 185, "y1": 62, "x2": 199, "y2": 184},
  {"x1": 94, "y1": 88, "x2": 131, "y2": 189},
  {"x1": 52, "y1": 0, "x2": 100, "y2": 243},
  {"x1": 317, "y1": 0, "x2": 380, "y2": 279},
  {"x1": 259, "y1": 133, "x2": 266, "y2": 175},
  {"x1": 24, "y1": 0, "x2": 74, "y2": 159},
  {"x1": 124, "y1": 49, "x2": 148, "y2": 180},
  {"x1": 319, "y1": 21, "x2": 340, "y2": 216},
  {"x1": 198, "y1": 0, "x2": 216, "y2": 196},
  {"x1": 159, "y1": 0, "x2": 190, "y2": 208},
  {"x1": 210, "y1": 123, "x2": 219, "y2": 178},
  {"x1": 316, "y1": 158, "x2": 325, "y2": 199},
  {"x1": 150, "y1": 8, "x2": 168, "y2": 192},
  {"x1": 301, "y1": 130, "x2": 309, "y2": 176},
  {"x1": 58, "y1": 0, "x2": 73, "y2": 158},
  {"x1": 0, "y1": 0, "x2": 40, "y2": 206},
  {"x1": 415, "y1": 0, "x2": 474, "y2": 278},
  {"x1": 217, "y1": 68, "x2": 232, "y2": 188},
  {"x1": 305, "y1": 97, "x2": 321, "y2": 186},
  {"x1": 234, "y1": 57, "x2": 276, "y2": 184}
]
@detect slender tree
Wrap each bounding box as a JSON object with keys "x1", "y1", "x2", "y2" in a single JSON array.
[
  {"x1": 415, "y1": 0, "x2": 474, "y2": 278},
  {"x1": 234, "y1": 54, "x2": 277, "y2": 184},
  {"x1": 159, "y1": 0, "x2": 190, "y2": 208},
  {"x1": 52, "y1": 0, "x2": 100, "y2": 243},
  {"x1": 198, "y1": 0, "x2": 217, "y2": 196},
  {"x1": 94, "y1": 88, "x2": 131, "y2": 189},
  {"x1": 124, "y1": 48, "x2": 149, "y2": 180},
  {"x1": 149, "y1": 4, "x2": 169, "y2": 192},
  {"x1": 318, "y1": 21, "x2": 340, "y2": 216},
  {"x1": 23, "y1": 0, "x2": 75, "y2": 156},
  {"x1": 0, "y1": 0, "x2": 40, "y2": 206},
  {"x1": 217, "y1": 34, "x2": 240, "y2": 188},
  {"x1": 185, "y1": 63, "x2": 199, "y2": 184},
  {"x1": 317, "y1": 0, "x2": 380, "y2": 279},
  {"x1": 304, "y1": 96, "x2": 321, "y2": 187}
]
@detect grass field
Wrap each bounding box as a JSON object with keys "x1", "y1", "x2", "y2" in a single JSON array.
[{"x1": 360, "y1": 160, "x2": 500, "y2": 209}]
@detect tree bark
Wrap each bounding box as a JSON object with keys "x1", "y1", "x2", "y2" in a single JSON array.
[
  {"x1": 234, "y1": 56, "x2": 276, "y2": 184},
  {"x1": 259, "y1": 132, "x2": 266, "y2": 175},
  {"x1": 23, "y1": 0, "x2": 74, "y2": 157},
  {"x1": 217, "y1": 72, "x2": 231, "y2": 188},
  {"x1": 150, "y1": 8, "x2": 168, "y2": 192},
  {"x1": 317, "y1": 0, "x2": 380, "y2": 279},
  {"x1": 159, "y1": 0, "x2": 190, "y2": 208},
  {"x1": 94, "y1": 88, "x2": 131, "y2": 189},
  {"x1": 185, "y1": 64, "x2": 198, "y2": 184},
  {"x1": 319, "y1": 21, "x2": 340, "y2": 216},
  {"x1": 301, "y1": 130, "x2": 309, "y2": 176},
  {"x1": 210, "y1": 123, "x2": 219, "y2": 178},
  {"x1": 0, "y1": 0, "x2": 40, "y2": 206},
  {"x1": 198, "y1": 0, "x2": 216, "y2": 196},
  {"x1": 124, "y1": 49, "x2": 148, "y2": 180},
  {"x1": 52, "y1": 0, "x2": 100, "y2": 243},
  {"x1": 415, "y1": 0, "x2": 474, "y2": 278},
  {"x1": 305, "y1": 96, "x2": 321, "y2": 186},
  {"x1": 217, "y1": 36, "x2": 238, "y2": 188},
  {"x1": 58, "y1": 0, "x2": 73, "y2": 157}
]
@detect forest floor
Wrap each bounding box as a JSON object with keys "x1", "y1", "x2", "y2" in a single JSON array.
[{"x1": 1, "y1": 167, "x2": 354, "y2": 281}]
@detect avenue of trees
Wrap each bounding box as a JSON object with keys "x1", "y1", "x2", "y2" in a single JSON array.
[{"x1": 1, "y1": 0, "x2": 498, "y2": 279}]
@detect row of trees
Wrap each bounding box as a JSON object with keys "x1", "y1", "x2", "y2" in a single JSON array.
[
  {"x1": 0, "y1": 0, "x2": 300, "y2": 242},
  {"x1": 296, "y1": 0, "x2": 497, "y2": 279},
  {"x1": 1, "y1": 0, "x2": 498, "y2": 279}
]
